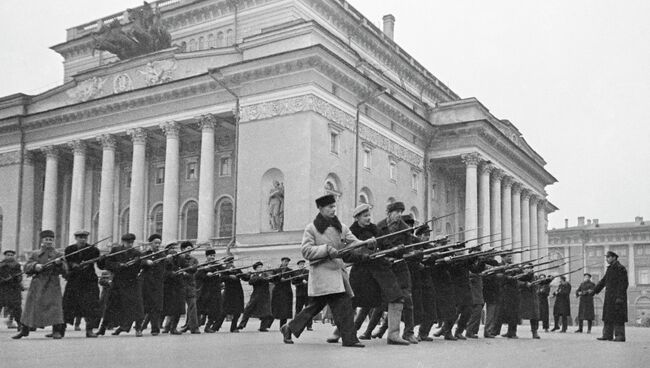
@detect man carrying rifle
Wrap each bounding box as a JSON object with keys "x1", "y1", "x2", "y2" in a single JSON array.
[
  {"x1": 163, "y1": 243, "x2": 186, "y2": 334},
  {"x1": 280, "y1": 194, "x2": 371, "y2": 347},
  {"x1": 1, "y1": 250, "x2": 22, "y2": 334},
  {"x1": 196, "y1": 249, "x2": 224, "y2": 333},
  {"x1": 62, "y1": 230, "x2": 102, "y2": 338},
  {"x1": 177, "y1": 241, "x2": 200, "y2": 334},
  {"x1": 98, "y1": 233, "x2": 145, "y2": 337},
  {"x1": 292, "y1": 260, "x2": 311, "y2": 331},
  {"x1": 268, "y1": 257, "x2": 294, "y2": 329},
  {"x1": 537, "y1": 274, "x2": 552, "y2": 332},
  {"x1": 13, "y1": 230, "x2": 67, "y2": 339},
  {"x1": 214, "y1": 259, "x2": 246, "y2": 332},
  {"x1": 498, "y1": 253, "x2": 522, "y2": 338},
  {"x1": 141, "y1": 234, "x2": 168, "y2": 336},
  {"x1": 238, "y1": 261, "x2": 273, "y2": 331},
  {"x1": 518, "y1": 263, "x2": 541, "y2": 339},
  {"x1": 375, "y1": 201, "x2": 419, "y2": 344}
]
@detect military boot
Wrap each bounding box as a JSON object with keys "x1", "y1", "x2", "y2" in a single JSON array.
[{"x1": 386, "y1": 303, "x2": 410, "y2": 345}]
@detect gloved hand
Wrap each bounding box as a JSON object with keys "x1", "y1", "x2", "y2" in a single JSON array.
[
  {"x1": 54, "y1": 258, "x2": 64, "y2": 265},
  {"x1": 327, "y1": 245, "x2": 339, "y2": 259},
  {"x1": 118, "y1": 263, "x2": 127, "y2": 268},
  {"x1": 35, "y1": 264, "x2": 44, "y2": 272},
  {"x1": 166, "y1": 254, "x2": 174, "y2": 260},
  {"x1": 144, "y1": 260, "x2": 154, "y2": 266}
]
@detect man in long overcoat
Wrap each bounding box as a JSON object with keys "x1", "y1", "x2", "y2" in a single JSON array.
[
  {"x1": 196, "y1": 249, "x2": 223, "y2": 333},
  {"x1": 269, "y1": 257, "x2": 294, "y2": 328},
  {"x1": 536, "y1": 274, "x2": 552, "y2": 332},
  {"x1": 551, "y1": 276, "x2": 571, "y2": 332},
  {"x1": 518, "y1": 264, "x2": 541, "y2": 339},
  {"x1": 13, "y1": 230, "x2": 67, "y2": 339},
  {"x1": 575, "y1": 273, "x2": 596, "y2": 333},
  {"x1": 141, "y1": 234, "x2": 168, "y2": 335},
  {"x1": 214, "y1": 260, "x2": 246, "y2": 332},
  {"x1": 592, "y1": 251, "x2": 628, "y2": 342},
  {"x1": 238, "y1": 261, "x2": 273, "y2": 331},
  {"x1": 0, "y1": 250, "x2": 23, "y2": 331},
  {"x1": 162, "y1": 244, "x2": 186, "y2": 334},
  {"x1": 280, "y1": 194, "x2": 372, "y2": 347},
  {"x1": 62, "y1": 230, "x2": 101, "y2": 337},
  {"x1": 98, "y1": 233, "x2": 145, "y2": 336},
  {"x1": 292, "y1": 260, "x2": 311, "y2": 331}
]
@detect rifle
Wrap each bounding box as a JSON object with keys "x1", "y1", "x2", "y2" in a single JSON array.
[
  {"x1": 283, "y1": 272, "x2": 310, "y2": 282},
  {"x1": 262, "y1": 268, "x2": 304, "y2": 281},
  {"x1": 78, "y1": 245, "x2": 136, "y2": 268},
  {"x1": 174, "y1": 255, "x2": 232, "y2": 274},
  {"x1": 125, "y1": 248, "x2": 170, "y2": 267},
  {"x1": 31, "y1": 236, "x2": 113, "y2": 273},
  {"x1": 515, "y1": 262, "x2": 567, "y2": 279},
  {"x1": 480, "y1": 256, "x2": 545, "y2": 276},
  {"x1": 430, "y1": 244, "x2": 484, "y2": 264},
  {"x1": 155, "y1": 245, "x2": 202, "y2": 265},
  {"x1": 212, "y1": 264, "x2": 253, "y2": 275}
]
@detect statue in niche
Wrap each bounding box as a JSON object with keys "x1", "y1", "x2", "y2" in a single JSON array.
[{"x1": 268, "y1": 180, "x2": 284, "y2": 231}]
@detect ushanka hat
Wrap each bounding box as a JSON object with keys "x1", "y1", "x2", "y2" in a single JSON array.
[
  {"x1": 148, "y1": 234, "x2": 162, "y2": 242},
  {"x1": 315, "y1": 194, "x2": 336, "y2": 208},
  {"x1": 40, "y1": 230, "x2": 55, "y2": 239},
  {"x1": 386, "y1": 201, "x2": 405, "y2": 213},
  {"x1": 121, "y1": 233, "x2": 136, "y2": 242}
]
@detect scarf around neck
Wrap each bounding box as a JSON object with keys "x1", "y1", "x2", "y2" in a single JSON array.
[{"x1": 314, "y1": 213, "x2": 343, "y2": 234}]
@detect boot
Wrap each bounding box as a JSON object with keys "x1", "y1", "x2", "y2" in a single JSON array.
[
  {"x1": 97, "y1": 323, "x2": 106, "y2": 336},
  {"x1": 365, "y1": 308, "x2": 384, "y2": 338},
  {"x1": 386, "y1": 303, "x2": 409, "y2": 345},
  {"x1": 532, "y1": 331, "x2": 540, "y2": 339},
  {"x1": 280, "y1": 323, "x2": 293, "y2": 344},
  {"x1": 12, "y1": 325, "x2": 30, "y2": 339},
  {"x1": 169, "y1": 316, "x2": 182, "y2": 335},
  {"x1": 326, "y1": 327, "x2": 340, "y2": 343},
  {"x1": 372, "y1": 323, "x2": 388, "y2": 339},
  {"x1": 86, "y1": 328, "x2": 98, "y2": 338},
  {"x1": 575, "y1": 320, "x2": 583, "y2": 333},
  {"x1": 587, "y1": 320, "x2": 592, "y2": 334},
  {"x1": 454, "y1": 327, "x2": 467, "y2": 340},
  {"x1": 358, "y1": 330, "x2": 372, "y2": 340},
  {"x1": 52, "y1": 324, "x2": 64, "y2": 339},
  {"x1": 442, "y1": 322, "x2": 457, "y2": 341}
]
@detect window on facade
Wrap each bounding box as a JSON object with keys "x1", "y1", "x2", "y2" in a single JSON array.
[
  {"x1": 183, "y1": 201, "x2": 199, "y2": 240},
  {"x1": 363, "y1": 149, "x2": 371, "y2": 169},
  {"x1": 639, "y1": 267, "x2": 650, "y2": 285},
  {"x1": 155, "y1": 166, "x2": 165, "y2": 185},
  {"x1": 189, "y1": 38, "x2": 197, "y2": 51},
  {"x1": 226, "y1": 29, "x2": 234, "y2": 45},
  {"x1": 220, "y1": 157, "x2": 231, "y2": 177},
  {"x1": 186, "y1": 161, "x2": 198, "y2": 180},
  {"x1": 216, "y1": 32, "x2": 224, "y2": 47},
  {"x1": 198, "y1": 36, "x2": 205, "y2": 50},
  {"x1": 389, "y1": 161, "x2": 396, "y2": 181},
  {"x1": 215, "y1": 199, "x2": 233, "y2": 238},
  {"x1": 124, "y1": 169, "x2": 132, "y2": 188},
  {"x1": 330, "y1": 132, "x2": 340, "y2": 155},
  {"x1": 207, "y1": 33, "x2": 215, "y2": 48},
  {"x1": 411, "y1": 172, "x2": 419, "y2": 191},
  {"x1": 0, "y1": 207, "x2": 3, "y2": 249},
  {"x1": 151, "y1": 205, "x2": 163, "y2": 235},
  {"x1": 359, "y1": 193, "x2": 369, "y2": 205}
]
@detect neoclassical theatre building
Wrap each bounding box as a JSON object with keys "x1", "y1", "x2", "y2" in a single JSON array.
[{"x1": 0, "y1": 0, "x2": 557, "y2": 262}]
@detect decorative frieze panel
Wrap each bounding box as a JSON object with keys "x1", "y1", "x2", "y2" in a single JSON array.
[
  {"x1": 240, "y1": 94, "x2": 423, "y2": 167},
  {"x1": 66, "y1": 77, "x2": 107, "y2": 103}
]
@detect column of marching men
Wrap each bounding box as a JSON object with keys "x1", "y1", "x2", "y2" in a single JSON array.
[{"x1": 1, "y1": 194, "x2": 628, "y2": 344}]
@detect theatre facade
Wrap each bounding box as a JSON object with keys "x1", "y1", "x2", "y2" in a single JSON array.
[{"x1": 0, "y1": 0, "x2": 557, "y2": 262}]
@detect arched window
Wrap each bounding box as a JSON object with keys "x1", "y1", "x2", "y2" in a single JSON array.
[
  {"x1": 215, "y1": 197, "x2": 233, "y2": 238},
  {"x1": 180, "y1": 41, "x2": 187, "y2": 51},
  {"x1": 150, "y1": 204, "x2": 163, "y2": 236},
  {"x1": 189, "y1": 38, "x2": 197, "y2": 51},
  {"x1": 182, "y1": 201, "x2": 199, "y2": 240},
  {"x1": 207, "y1": 33, "x2": 215, "y2": 48},
  {"x1": 359, "y1": 187, "x2": 373, "y2": 207},
  {"x1": 120, "y1": 208, "x2": 130, "y2": 236},
  {"x1": 216, "y1": 32, "x2": 224, "y2": 47},
  {"x1": 198, "y1": 36, "x2": 205, "y2": 50},
  {"x1": 226, "y1": 29, "x2": 234, "y2": 45},
  {"x1": 445, "y1": 222, "x2": 452, "y2": 236}
]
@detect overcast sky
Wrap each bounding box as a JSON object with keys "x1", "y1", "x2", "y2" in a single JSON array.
[{"x1": 0, "y1": 0, "x2": 648, "y2": 229}]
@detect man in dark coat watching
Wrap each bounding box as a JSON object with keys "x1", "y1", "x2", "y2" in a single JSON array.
[
  {"x1": 575, "y1": 273, "x2": 596, "y2": 333},
  {"x1": 551, "y1": 276, "x2": 571, "y2": 333},
  {"x1": 591, "y1": 251, "x2": 628, "y2": 342}
]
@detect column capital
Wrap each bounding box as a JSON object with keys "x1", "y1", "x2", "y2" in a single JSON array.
[
  {"x1": 479, "y1": 163, "x2": 496, "y2": 175},
  {"x1": 502, "y1": 175, "x2": 514, "y2": 189},
  {"x1": 41, "y1": 146, "x2": 60, "y2": 159},
  {"x1": 199, "y1": 114, "x2": 218, "y2": 131},
  {"x1": 521, "y1": 188, "x2": 532, "y2": 201},
  {"x1": 491, "y1": 168, "x2": 505, "y2": 183},
  {"x1": 511, "y1": 182, "x2": 522, "y2": 193},
  {"x1": 160, "y1": 121, "x2": 180, "y2": 138},
  {"x1": 68, "y1": 140, "x2": 87, "y2": 156},
  {"x1": 98, "y1": 134, "x2": 117, "y2": 150},
  {"x1": 128, "y1": 128, "x2": 148, "y2": 144},
  {"x1": 461, "y1": 152, "x2": 482, "y2": 167}
]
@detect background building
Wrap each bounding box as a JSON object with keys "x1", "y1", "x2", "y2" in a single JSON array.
[
  {"x1": 548, "y1": 216, "x2": 650, "y2": 325},
  {"x1": 0, "y1": 0, "x2": 556, "y2": 267}
]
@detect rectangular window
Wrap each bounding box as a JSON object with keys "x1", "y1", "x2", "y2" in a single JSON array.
[
  {"x1": 389, "y1": 161, "x2": 396, "y2": 181},
  {"x1": 155, "y1": 167, "x2": 165, "y2": 185},
  {"x1": 219, "y1": 157, "x2": 231, "y2": 177},
  {"x1": 411, "y1": 172, "x2": 418, "y2": 191},
  {"x1": 186, "y1": 161, "x2": 198, "y2": 180},
  {"x1": 639, "y1": 268, "x2": 650, "y2": 285},
  {"x1": 330, "y1": 132, "x2": 339, "y2": 154},
  {"x1": 363, "y1": 149, "x2": 371, "y2": 169}
]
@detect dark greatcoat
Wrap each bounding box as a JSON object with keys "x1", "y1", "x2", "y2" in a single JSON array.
[
  {"x1": 409, "y1": 261, "x2": 424, "y2": 324},
  {"x1": 178, "y1": 255, "x2": 199, "y2": 299},
  {"x1": 518, "y1": 273, "x2": 540, "y2": 320},
  {"x1": 420, "y1": 266, "x2": 437, "y2": 322},
  {"x1": 0, "y1": 259, "x2": 22, "y2": 308},
  {"x1": 62, "y1": 243, "x2": 101, "y2": 324},
  {"x1": 429, "y1": 262, "x2": 456, "y2": 321},
  {"x1": 449, "y1": 260, "x2": 473, "y2": 308},
  {"x1": 469, "y1": 272, "x2": 484, "y2": 306},
  {"x1": 345, "y1": 221, "x2": 402, "y2": 308},
  {"x1": 196, "y1": 265, "x2": 223, "y2": 319},
  {"x1": 552, "y1": 281, "x2": 572, "y2": 317},
  {"x1": 244, "y1": 272, "x2": 272, "y2": 318},
  {"x1": 292, "y1": 268, "x2": 309, "y2": 298},
  {"x1": 22, "y1": 246, "x2": 66, "y2": 327},
  {"x1": 481, "y1": 259, "x2": 502, "y2": 305},
  {"x1": 270, "y1": 267, "x2": 294, "y2": 319},
  {"x1": 221, "y1": 268, "x2": 245, "y2": 314},
  {"x1": 594, "y1": 260, "x2": 628, "y2": 323},
  {"x1": 500, "y1": 270, "x2": 522, "y2": 324},
  {"x1": 536, "y1": 279, "x2": 552, "y2": 323},
  {"x1": 97, "y1": 246, "x2": 144, "y2": 325},
  {"x1": 162, "y1": 257, "x2": 186, "y2": 316},
  {"x1": 141, "y1": 252, "x2": 166, "y2": 314},
  {"x1": 376, "y1": 218, "x2": 415, "y2": 291},
  {"x1": 576, "y1": 280, "x2": 596, "y2": 320}
]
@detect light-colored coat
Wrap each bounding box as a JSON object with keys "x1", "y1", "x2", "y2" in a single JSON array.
[
  {"x1": 21, "y1": 246, "x2": 66, "y2": 327},
  {"x1": 302, "y1": 222, "x2": 361, "y2": 297}
]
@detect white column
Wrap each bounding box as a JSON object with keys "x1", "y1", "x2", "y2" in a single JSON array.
[
  {"x1": 461, "y1": 153, "x2": 481, "y2": 248},
  {"x1": 161, "y1": 122, "x2": 180, "y2": 243},
  {"x1": 629, "y1": 243, "x2": 636, "y2": 287},
  {"x1": 478, "y1": 163, "x2": 493, "y2": 248},
  {"x1": 128, "y1": 128, "x2": 147, "y2": 241},
  {"x1": 537, "y1": 200, "x2": 547, "y2": 258},
  {"x1": 20, "y1": 151, "x2": 35, "y2": 253},
  {"x1": 68, "y1": 140, "x2": 87, "y2": 243},
  {"x1": 530, "y1": 196, "x2": 539, "y2": 261},
  {"x1": 501, "y1": 177, "x2": 513, "y2": 249},
  {"x1": 197, "y1": 115, "x2": 216, "y2": 243},
  {"x1": 490, "y1": 169, "x2": 503, "y2": 246},
  {"x1": 41, "y1": 146, "x2": 59, "y2": 232},
  {"x1": 521, "y1": 189, "x2": 531, "y2": 261},
  {"x1": 511, "y1": 183, "x2": 522, "y2": 263},
  {"x1": 97, "y1": 134, "x2": 116, "y2": 243}
]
